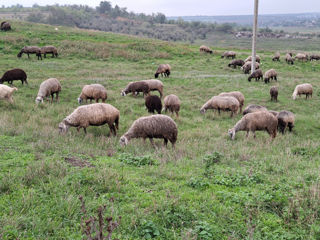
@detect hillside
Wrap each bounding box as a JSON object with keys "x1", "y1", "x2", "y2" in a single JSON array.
[{"x1": 1, "y1": 20, "x2": 320, "y2": 239}]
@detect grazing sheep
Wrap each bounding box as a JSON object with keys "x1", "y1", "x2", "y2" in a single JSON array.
[
  {"x1": 264, "y1": 69, "x2": 278, "y2": 83},
  {"x1": 228, "y1": 59, "x2": 245, "y2": 68},
  {"x1": 0, "y1": 68, "x2": 28, "y2": 85},
  {"x1": 272, "y1": 52, "x2": 280, "y2": 61},
  {"x1": 285, "y1": 53, "x2": 294, "y2": 65},
  {"x1": 228, "y1": 111, "x2": 278, "y2": 140},
  {"x1": 163, "y1": 94, "x2": 181, "y2": 117},
  {"x1": 145, "y1": 95, "x2": 162, "y2": 114},
  {"x1": 155, "y1": 64, "x2": 171, "y2": 78},
  {"x1": 268, "y1": 110, "x2": 279, "y2": 117},
  {"x1": 199, "y1": 45, "x2": 213, "y2": 54},
  {"x1": 141, "y1": 79, "x2": 164, "y2": 98},
  {"x1": 0, "y1": 84, "x2": 18, "y2": 103},
  {"x1": 78, "y1": 84, "x2": 107, "y2": 104},
  {"x1": 1, "y1": 21, "x2": 11, "y2": 31},
  {"x1": 248, "y1": 69, "x2": 263, "y2": 82},
  {"x1": 200, "y1": 96, "x2": 239, "y2": 117},
  {"x1": 292, "y1": 83, "x2": 313, "y2": 100},
  {"x1": 36, "y1": 78, "x2": 61, "y2": 104},
  {"x1": 221, "y1": 51, "x2": 236, "y2": 59},
  {"x1": 121, "y1": 81, "x2": 150, "y2": 97},
  {"x1": 17, "y1": 46, "x2": 42, "y2": 60},
  {"x1": 309, "y1": 54, "x2": 320, "y2": 61},
  {"x1": 295, "y1": 53, "x2": 308, "y2": 61},
  {"x1": 218, "y1": 91, "x2": 245, "y2": 113},
  {"x1": 241, "y1": 61, "x2": 260, "y2": 74},
  {"x1": 277, "y1": 111, "x2": 295, "y2": 134},
  {"x1": 119, "y1": 115, "x2": 177, "y2": 148},
  {"x1": 59, "y1": 103, "x2": 119, "y2": 136},
  {"x1": 270, "y1": 86, "x2": 278, "y2": 102},
  {"x1": 245, "y1": 55, "x2": 261, "y2": 63},
  {"x1": 243, "y1": 104, "x2": 268, "y2": 115},
  {"x1": 41, "y1": 46, "x2": 58, "y2": 58}
]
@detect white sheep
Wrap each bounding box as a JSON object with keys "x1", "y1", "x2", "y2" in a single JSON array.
[
  {"x1": 36, "y1": 78, "x2": 61, "y2": 104},
  {"x1": 78, "y1": 84, "x2": 107, "y2": 104},
  {"x1": 292, "y1": 83, "x2": 313, "y2": 100},
  {"x1": 0, "y1": 84, "x2": 18, "y2": 103}
]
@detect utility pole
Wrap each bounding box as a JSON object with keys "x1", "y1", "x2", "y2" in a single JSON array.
[{"x1": 251, "y1": 0, "x2": 259, "y2": 73}]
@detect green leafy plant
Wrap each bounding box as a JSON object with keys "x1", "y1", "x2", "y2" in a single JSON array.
[
  {"x1": 139, "y1": 220, "x2": 161, "y2": 239},
  {"x1": 118, "y1": 153, "x2": 157, "y2": 167}
]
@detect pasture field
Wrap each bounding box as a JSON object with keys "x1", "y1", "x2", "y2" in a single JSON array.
[{"x1": 1, "y1": 21, "x2": 320, "y2": 239}]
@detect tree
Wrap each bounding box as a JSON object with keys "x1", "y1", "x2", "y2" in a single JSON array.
[{"x1": 97, "y1": 1, "x2": 112, "y2": 14}]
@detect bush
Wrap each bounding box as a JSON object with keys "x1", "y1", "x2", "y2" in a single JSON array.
[{"x1": 118, "y1": 153, "x2": 157, "y2": 166}]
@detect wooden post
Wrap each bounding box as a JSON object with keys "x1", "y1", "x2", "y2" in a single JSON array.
[{"x1": 251, "y1": 0, "x2": 259, "y2": 73}]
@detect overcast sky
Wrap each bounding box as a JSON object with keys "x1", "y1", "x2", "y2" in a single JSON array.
[{"x1": 3, "y1": 0, "x2": 320, "y2": 16}]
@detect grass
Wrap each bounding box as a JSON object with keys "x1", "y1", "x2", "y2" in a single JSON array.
[{"x1": 1, "y1": 20, "x2": 320, "y2": 239}]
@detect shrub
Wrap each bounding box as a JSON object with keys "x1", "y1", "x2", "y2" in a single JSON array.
[{"x1": 118, "y1": 153, "x2": 157, "y2": 167}]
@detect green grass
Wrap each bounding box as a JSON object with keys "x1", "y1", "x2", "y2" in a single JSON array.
[{"x1": 1, "y1": 20, "x2": 320, "y2": 239}]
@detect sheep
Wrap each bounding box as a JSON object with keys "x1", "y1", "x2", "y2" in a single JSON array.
[
  {"x1": 272, "y1": 52, "x2": 280, "y2": 61},
  {"x1": 200, "y1": 96, "x2": 239, "y2": 118},
  {"x1": 245, "y1": 55, "x2": 261, "y2": 63},
  {"x1": 241, "y1": 61, "x2": 260, "y2": 74},
  {"x1": 243, "y1": 104, "x2": 268, "y2": 115},
  {"x1": 264, "y1": 69, "x2": 278, "y2": 83},
  {"x1": 59, "y1": 103, "x2": 119, "y2": 136},
  {"x1": 285, "y1": 53, "x2": 294, "y2": 65},
  {"x1": 228, "y1": 111, "x2": 278, "y2": 140},
  {"x1": 218, "y1": 91, "x2": 245, "y2": 113},
  {"x1": 295, "y1": 53, "x2": 308, "y2": 61},
  {"x1": 228, "y1": 59, "x2": 245, "y2": 68},
  {"x1": 119, "y1": 115, "x2": 177, "y2": 148},
  {"x1": 155, "y1": 64, "x2": 171, "y2": 78},
  {"x1": 0, "y1": 68, "x2": 28, "y2": 85},
  {"x1": 163, "y1": 94, "x2": 181, "y2": 117},
  {"x1": 78, "y1": 84, "x2": 107, "y2": 104},
  {"x1": 221, "y1": 51, "x2": 236, "y2": 59},
  {"x1": 1, "y1": 21, "x2": 11, "y2": 31},
  {"x1": 41, "y1": 46, "x2": 58, "y2": 58},
  {"x1": 36, "y1": 78, "x2": 61, "y2": 104},
  {"x1": 141, "y1": 79, "x2": 164, "y2": 98},
  {"x1": 145, "y1": 95, "x2": 162, "y2": 114},
  {"x1": 309, "y1": 54, "x2": 320, "y2": 61},
  {"x1": 199, "y1": 45, "x2": 213, "y2": 54},
  {"x1": 121, "y1": 81, "x2": 150, "y2": 97},
  {"x1": 0, "y1": 84, "x2": 18, "y2": 103},
  {"x1": 17, "y1": 46, "x2": 42, "y2": 60},
  {"x1": 292, "y1": 83, "x2": 313, "y2": 100},
  {"x1": 270, "y1": 86, "x2": 278, "y2": 102},
  {"x1": 248, "y1": 69, "x2": 263, "y2": 82},
  {"x1": 277, "y1": 111, "x2": 295, "y2": 134}
]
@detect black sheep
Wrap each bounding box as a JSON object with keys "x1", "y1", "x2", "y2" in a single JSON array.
[
  {"x1": 248, "y1": 69, "x2": 263, "y2": 82},
  {"x1": 145, "y1": 95, "x2": 162, "y2": 114},
  {"x1": 228, "y1": 59, "x2": 244, "y2": 69},
  {"x1": 0, "y1": 68, "x2": 28, "y2": 85},
  {"x1": 121, "y1": 81, "x2": 150, "y2": 97},
  {"x1": 1, "y1": 21, "x2": 11, "y2": 31}
]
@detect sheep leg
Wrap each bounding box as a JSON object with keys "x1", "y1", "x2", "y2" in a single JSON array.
[
  {"x1": 56, "y1": 92, "x2": 59, "y2": 102},
  {"x1": 288, "y1": 123, "x2": 293, "y2": 132},
  {"x1": 77, "y1": 127, "x2": 81, "y2": 132},
  {"x1": 96, "y1": 99, "x2": 99, "y2": 103},
  {"x1": 51, "y1": 94, "x2": 54, "y2": 103},
  {"x1": 52, "y1": 53, "x2": 54, "y2": 58},
  {"x1": 83, "y1": 128, "x2": 87, "y2": 134},
  {"x1": 253, "y1": 131, "x2": 256, "y2": 138},
  {"x1": 218, "y1": 108, "x2": 221, "y2": 115},
  {"x1": 27, "y1": 53, "x2": 30, "y2": 58},
  {"x1": 149, "y1": 138, "x2": 155, "y2": 147},
  {"x1": 163, "y1": 138, "x2": 168, "y2": 146},
  {"x1": 176, "y1": 111, "x2": 179, "y2": 118},
  {"x1": 246, "y1": 131, "x2": 249, "y2": 138}
]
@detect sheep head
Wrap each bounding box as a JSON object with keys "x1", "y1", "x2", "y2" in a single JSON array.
[
  {"x1": 77, "y1": 97, "x2": 83, "y2": 104},
  {"x1": 200, "y1": 108, "x2": 206, "y2": 114},
  {"x1": 35, "y1": 96, "x2": 44, "y2": 104},
  {"x1": 58, "y1": 119, "x2": 70, "y2": 133},
  {"x1": 121, "y1": 90, "x2": 126, "y2": 96},
  {"x1": 17, "y1": 52, "x2": 22, "y2": 58},
  {"x1": 228, "y1": 128, "x2": 236, "y2": 140},
  {"x1": 119, "y1": 136, "x2": 128, "y2": 146},
  {"x1": 155, "y1": 73, "x2": 159, "y2": 78}
]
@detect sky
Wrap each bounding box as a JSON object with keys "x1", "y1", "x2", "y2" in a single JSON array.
[{"x1": 3, "y1": 0, "x2": 320, "y2": 16}]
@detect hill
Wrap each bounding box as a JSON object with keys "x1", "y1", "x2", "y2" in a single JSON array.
[{"x1": 1, "y1": 20, "x2": 320, "y2": 239}]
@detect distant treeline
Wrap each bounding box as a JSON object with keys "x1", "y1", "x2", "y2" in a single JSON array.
[{"x1": 1, "y1": 2, "x2": 237, "y2": 42}]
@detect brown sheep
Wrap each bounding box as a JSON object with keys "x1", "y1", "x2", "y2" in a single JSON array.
[
  {"x1": 17, "y1": 46, "x2": 42, "y2": 60},
  {"x1": 241, "y1": 61, "x2": 260, "y2": 74},
  {"x1": 199, "y1": 45, "x2": 213, "y2": 54},
  {"x1": 121, "y1": 81, "x2": 150, "y2": 97},
  {"x1": 270, "y1": 86, "x2": 278, "y2": 102},
  {"x1": 295, "y1": 53, "x2": 308, "y2": 61},
  {"x1": 243, "y1": 104, "x2": 268, "y2": 115},
  {"x1": 221, "y1": 51, "x2": 236, "y2": 59},
  {"x1": 277, "y1": 111, "x2": 295, "y2": 134},
  {"x1": 285, "y1": 53, "x2": 294, "y2": 65},
  {"x1": 309, "y1": 54, "x2": 320, "y2": 61},
  {"x1": 141, "y1": 79, "x2": 164, "y2": 98},
  {"x1": 248, "y1": 69, "x2": 263, "y2": 82},
  {"x1": 78, "y1": 84, "x2": 107, "y2": 104},
  {"x1": 200, "y1": 96, "x2": 239, "y2": 117},
  {"x1": 119, "y1": 115, "x2": 178, "y2": 148},
  {"x1": 1, "y1": 21, "x2": 11, "y2": 31},
  {"x1": 272, "y1": 52, "x2": 280, "y2": 61},
  {"x1": 41, "y1": 46, "x2": 58, "y2": 58},
  {"x1": 155, "y1": 64, "x2": 171, "y2": 78},
  {"x1": 0, "y1": 68, "x2": 28, "y2": 85},
  {"x1": 228, "y1": 59, "x2": 245, "y2": 68},
  {"x1": 163, "y1": 94, "x2": 181, "y2": 117},
  {"x1": 59, "y1": 103, "x2": 119, "y2": 136},
  {"x1": 218, "y1": 91, "x2": 245, "y2": 113},
  {"x1": 264, "y1": 69, "x2": 277, "y2": 83},
  {"x1": 245, "y1": 55, "x2": 261, "y2": 63},
  {"x1": 145, "y1": 95, "x2": 162, "y2": 114},
  {"x1": 228, "y1": 111, "x2": 278, "y2": 140},
  {"x1": 292, "y1": 83, "x2": 313, "y2": 100}
]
